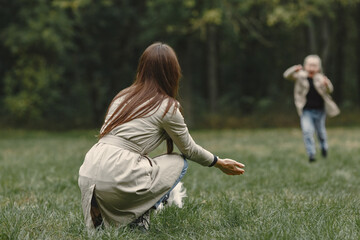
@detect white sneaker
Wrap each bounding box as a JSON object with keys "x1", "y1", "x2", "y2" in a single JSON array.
[{"x1": 156, "y1": 182, "x2": 187, "y2": 212}]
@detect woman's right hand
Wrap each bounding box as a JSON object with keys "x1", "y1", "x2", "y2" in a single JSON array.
[{"x1": 215, "y1": 158, "x2": 245, "y2": 175}]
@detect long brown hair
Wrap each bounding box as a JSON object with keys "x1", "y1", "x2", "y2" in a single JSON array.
[{"x1": 99, "y1": 42, "x2": 181, "y2": 153}]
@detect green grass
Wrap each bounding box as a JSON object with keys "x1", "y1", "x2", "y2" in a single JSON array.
[{"x1": 1, "y1": 128, "x2": 359, "y2": 239}]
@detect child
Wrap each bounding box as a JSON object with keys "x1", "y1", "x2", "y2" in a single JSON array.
[{"x1": 283, "y1": 55, "x2": 340, "y2": 162}]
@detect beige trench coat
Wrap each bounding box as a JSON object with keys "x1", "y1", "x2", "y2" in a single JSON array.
[
  {"x1": 283, "y1": 65, "x2": 340, "y2": 117},
  {"x1": 78, "y1": 98, "x2": 215, "y2": 229}
]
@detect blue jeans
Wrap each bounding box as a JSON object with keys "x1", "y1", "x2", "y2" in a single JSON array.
[
  {"x1": 153, "y1": 157, "x2": 188, "y2": 209},
  {"x1": 300, "y1": 109, "x2": 328, "y2": 158}
]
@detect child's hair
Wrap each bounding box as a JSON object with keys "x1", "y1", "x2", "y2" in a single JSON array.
[{"x1": 304, "y1": 54, "x2": 322, "y2": 72}]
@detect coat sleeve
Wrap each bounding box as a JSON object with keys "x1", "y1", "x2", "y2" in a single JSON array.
[
  {"x1": 315, "y1": 74, "x2": 334, "y2": 94},
  {"x1": 283, "y1": 65, "x2": 300, "y2": 81},
  {"x1": 161, "y1": 106, "x2": 216, "y2": 167},
  {"x1": 324, "y1": 76, "x2": 334, "y2": 93}
]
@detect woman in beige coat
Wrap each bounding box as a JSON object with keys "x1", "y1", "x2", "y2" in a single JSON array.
[
  {"x1": 283, "y1": 55, "x2": 340, "y2": 162},
  {"x1": 78, "y1": 43, "x2": 245, "y2": 231}
]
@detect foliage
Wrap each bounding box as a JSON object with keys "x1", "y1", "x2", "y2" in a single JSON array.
[{"x1": 0, "y1": 0, "x2": 359, "y2": 128}]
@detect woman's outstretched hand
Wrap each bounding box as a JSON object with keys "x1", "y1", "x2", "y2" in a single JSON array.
[{"x1": 215, "y1": 158, "x2": 245, "y2": 175}]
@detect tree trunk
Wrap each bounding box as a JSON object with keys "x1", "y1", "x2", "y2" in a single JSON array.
[
  {"x1": 178, "y1": 37, "x2": 194, "y2": 126},
  {"x1": 357, "y1": 4, "x2": 360, "y2": 106},
  {"x1": 320, "y1": 18, "x2": 331, "y2": 72},
  {"x1": 206, "y1": 23, "x2": 218, "y2": 113},
  {"x1": 307, "y1": 16, "x2": 317, "y2": 53},
  {"x1": 333, "y1": 4, "x2": 346, "y2": 104}
]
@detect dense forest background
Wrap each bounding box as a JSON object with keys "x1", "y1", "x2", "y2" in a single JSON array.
[{"x1": 1, "y1": 0, "x2": 359, "y2": 129}]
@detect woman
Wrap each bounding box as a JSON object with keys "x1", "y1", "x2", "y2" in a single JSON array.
[
  {"x1": 78, "y1": 42, "x2": 245, "y2": 231},
  {"x1": 283, "y1": 55, "x2": 340, "y2": 162}
]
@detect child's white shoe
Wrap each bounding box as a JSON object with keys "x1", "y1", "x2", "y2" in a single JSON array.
[{"x1": 156, "y1": 182, "x2": 187, "y2": 212}]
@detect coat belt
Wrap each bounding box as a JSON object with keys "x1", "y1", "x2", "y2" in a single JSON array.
[{"x1": 98, "y1": 135, "x2": 143, "y2": 154}]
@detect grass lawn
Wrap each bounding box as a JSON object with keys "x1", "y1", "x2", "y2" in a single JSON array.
[{"x1": 0, "y1": 128, "x2": 359, "y2": 239}]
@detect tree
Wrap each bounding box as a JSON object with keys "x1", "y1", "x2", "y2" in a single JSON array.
[
  {"x1": 1, "y1": 0, "x2": 359, "y2": 128},
  {"x1": 1, "y1": 0, "x2": 74, "y2": 125}
]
